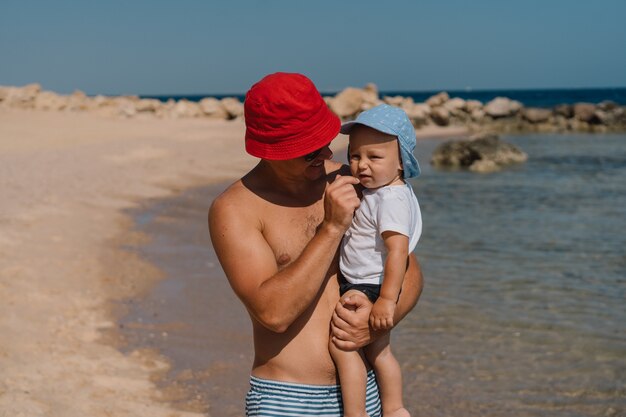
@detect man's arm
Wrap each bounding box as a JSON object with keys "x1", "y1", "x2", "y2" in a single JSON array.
[
  {"x1": 209, "y1": 176, "x2": 360, "y2": 333},
  {"x1": 331, "y1": 253, "x2": 424, "y2": 350}
]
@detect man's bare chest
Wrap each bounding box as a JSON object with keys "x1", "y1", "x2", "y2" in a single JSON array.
[{"x1": 261, "y1": 203, "x2": 324, "y2": 269}]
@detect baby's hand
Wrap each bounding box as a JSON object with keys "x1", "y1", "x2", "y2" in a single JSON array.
[{"x1": 369, "y1": 298, "x2": 396, "y2": 330}]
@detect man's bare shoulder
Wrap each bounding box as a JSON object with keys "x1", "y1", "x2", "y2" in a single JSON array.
[{"x1": 209, "y1": 179, "x2": 258, "y2": 222}]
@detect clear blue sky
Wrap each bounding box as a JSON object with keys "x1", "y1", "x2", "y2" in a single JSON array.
[{"x1": 1, "y1": 0, "x2": 625, "y2": 96}]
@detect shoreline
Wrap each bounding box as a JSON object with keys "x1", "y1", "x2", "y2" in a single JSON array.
[{"x1": 0, "y1": 107, "x2": 467, "y2": 415}]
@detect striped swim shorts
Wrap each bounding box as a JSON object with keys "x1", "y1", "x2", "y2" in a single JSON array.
[{"x1": 246, "y1": 369, "x2": 381, "y2": 417}]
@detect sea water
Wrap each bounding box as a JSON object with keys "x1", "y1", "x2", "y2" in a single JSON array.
[{"x1": 121, "y1": 133, "x2": 626, "y2": 417}]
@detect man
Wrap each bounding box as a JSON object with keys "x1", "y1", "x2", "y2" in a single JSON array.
[{"x1": 209, "y1": 72, "x2": 423, "y2": 416}]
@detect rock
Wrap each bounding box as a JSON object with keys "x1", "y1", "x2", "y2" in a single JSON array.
[
  {"x1": 66, "y1": 90, "x2": 89, "y2": 111},
  {"x1": 522, "y1": 107, "x2": 552, "y2": 123},
  {"x1": 469, "y1": 159, "x2": 500, "y2": 173},
  {"x1": 329, "y1": 87, "x2": 366, "y2": 118},
  {"x1": 92, "y1": 95, "x2": 115, "y2": 108},
  {"x1": 135, "y1": 98, "x2": 162, "y2": 113},
  {"x1": 553, "y1": 104, "x2": 573, "y2": 118},
  {"x1": 597, "y1": 100, "x2": 619, "y2": 111},
  {"x1": 115, "y1": 97, "x2": 137, "y2": 117},
  {"x1": 443, "y1": 97, "x2": 466, "y2": 114},
  {"x1": 426, "y1": 92, "x2": 449, "y2": 107},
  {"x1": 34, "y1": 91, "x2": 67, "y2": 111},
  {"x1": 0, "y1": 86, "x2": 10, "y2": 102},
  {"x1": 430, "y1": 106, "x2": 450, "y2": 126},
  {"x1": 361, "y1": 83, "x2": 380, "y2": 109},
  {"x1": 471, "y1": 108, "x2": 486, "y2": 122},
  {"x1": 383, "y1": 95, "x2": 407, "y2": 107},
  {"x1": 484, "y1": 97, "x2": 522, "y2": 118},
  {"x1": 220, "y1": 97, "x2": 244, "y2": 119},
  {"x1": 431, "y1": 133, "x2": 527, "y2": 172},
  {"x1": 465, "y1": 100, "x2": 483, "y2": 112},
  {"x1": 198, "y1": 97, "x2": 228, "y2": 119},
  {"x1": 4, "y1": 83, "x2": 42, "y2": 108},
  {"x1": 405, "y1": 103, "x2": 431, "y2": 126},
  {"x1": 172, "y1": 99, "x2": 201, "y2": 118},
  {"x1": 593, "y1": 109, "x2": 610, "y2": 125},
  {"x1": 573, "y1": 102, "x2": 596, "y2": 122}
]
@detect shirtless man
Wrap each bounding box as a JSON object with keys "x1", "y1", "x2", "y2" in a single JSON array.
[{"x1": 208, "y1": 72, "x2": 423, "y2": 417}]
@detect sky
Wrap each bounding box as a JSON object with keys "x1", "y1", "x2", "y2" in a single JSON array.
[{"x1": 1, "y1": 0, "x2": 626, "y2": 96}]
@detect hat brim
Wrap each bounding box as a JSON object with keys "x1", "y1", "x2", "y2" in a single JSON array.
[{"x1": 340, "y1": 120, "x2": 398, "y2": 138}]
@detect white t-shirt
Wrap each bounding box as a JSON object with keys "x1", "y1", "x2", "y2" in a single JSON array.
[{"x1": 339, "y1": 183, "x2": 422, "y2": 285}]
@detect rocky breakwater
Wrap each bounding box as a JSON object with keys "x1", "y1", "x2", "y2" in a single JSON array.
[
  {"x1": 324, "y1": 86, "x2": 626, "y2": 134},
  {"x1": 0, "y1": 83, "x2": 245, "y2": 120},
  {"x1": 2, "y1": 83, "x2": 625, "y2": 133},
  {"x1": 430, "y1": 133, "x2": 528, "y2": 173}
]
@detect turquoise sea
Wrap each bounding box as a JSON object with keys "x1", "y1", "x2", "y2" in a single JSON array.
[{"x1": 120, "y1": 131, "x2": 626, "y2": 417}]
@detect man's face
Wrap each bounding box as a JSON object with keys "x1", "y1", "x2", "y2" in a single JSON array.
[
  {"x1": 302, "y1": 144, "x2": 333, "y2": 180},
  {"x1": 348, "y1": 125, "x2": 402, "y2": 189}
]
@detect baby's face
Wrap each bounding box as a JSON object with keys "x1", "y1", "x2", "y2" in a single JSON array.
[{"x1": 348, "y1": 125, "x2": 403, "y2": 189}]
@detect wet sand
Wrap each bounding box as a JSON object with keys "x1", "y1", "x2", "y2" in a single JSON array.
[{"x1": 0, "y1": 107, "x2": 468, "y2": 415}]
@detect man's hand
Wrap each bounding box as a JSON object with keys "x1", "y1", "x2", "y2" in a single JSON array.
[
  {"x1": 330, "y1": 292, "x2": 374, "y2": 351},
  {"x1": 369, "y1": 297, "x2": 396, "y2": 330},
  {"x1": 323, "y1": 175, "x2": 360, "y2": 234}
]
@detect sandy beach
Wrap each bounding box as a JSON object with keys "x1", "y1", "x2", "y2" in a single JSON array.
[{"x1": 0, "y1": 107, "x2": 467, "y2": 416}]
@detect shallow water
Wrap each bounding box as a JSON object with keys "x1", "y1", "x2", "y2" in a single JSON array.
[{"x1": 121, "y1": 133, "x2": 626, "y2": 417}]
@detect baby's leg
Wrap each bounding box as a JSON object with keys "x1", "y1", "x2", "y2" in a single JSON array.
[
  {"x1": 364, "y1": 332, "x2": 410, "y2": 417},
  {"x1": 329, "y1": 290, "x2": 371, "y2": 417}
]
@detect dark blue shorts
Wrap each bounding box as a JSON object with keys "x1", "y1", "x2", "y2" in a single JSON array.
[{"x1": 338, "y1": 272, "x2": 380, "y2": 303}]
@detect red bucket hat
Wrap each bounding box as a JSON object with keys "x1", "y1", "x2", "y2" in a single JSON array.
[{"x1": 244, "y1": 72, "x2": 341, "y2": 160}]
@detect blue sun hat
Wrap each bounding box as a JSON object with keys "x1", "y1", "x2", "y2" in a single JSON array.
[{"x1": 340, "y1": 104, "x2": 420, "y2": 178}]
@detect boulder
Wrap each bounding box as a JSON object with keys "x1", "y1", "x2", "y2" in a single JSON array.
[
  {"x1": 470, "y1": 108, "x2": 486, "y2": 122},
  {"x1": 597, "y1": 100, "x2": 619, "y2": 111},
  {"x1": 592, "y1": 109, "x2": 610, "y2": 125},
  {"x1": 383, "y1": 95, "x2": 407, "y2": 107},
  {"x1": 443, "y1": 97, "x2": 466, "y2": 114},
  {"x1": 522, "y1": 107, "x2": 552, "y2": 123},
  {"x1": 573, "y1": 102, "x2": 597, "y2": 122},
  {"x1": 172, "y1": 99, "x2": 201, "y2": 118},
  {"x1": 66, "y1": 90, "x2": 89, "y2": 111},
  {"x1": 361, "y1": 83, "x2": 381, "y2": 109},
  {"x1": 465, "y1": 100, "x2": 483, "y2": 112},
  {"x1": 404, "y1": 103, "x2": 431, "y2": 126},
  {"x1": 0, "y1": 86, "x2": 10, "y2": 102},
  {"x1": 329, "y1": 87, "x2": 366, "y2": 118},
  {"x1": 553, "y1": 104, "x2": 573, "y2": 118},
  {"x1": 135, "y1": 98, "x2": 162, "y2": 113},
  {"x1": 115, "y1": 97, "x2": 137, "y2": 118},
  {"x1": 484, "y1": 97, "x2": 522, "y2": 118},
  {"x1": 430, "y1": 106, "x2": 450, "y2": 126},
  {"x1": 199, "y1": 97, "x2": 228, "y2": 119},
  {"x1": 92, "y1": 95, "x2": 115, "y2": 108},
  {"x1": 34, "y1": 91, "x2": 67, "y2": 111},
  {"x1": 220, "y1": 97, "x2": 244, "y2": 119},
  {"x1": 430, "y1": 133, "x2": 527, "y2": 173},
  {"x1": 426, "y1": 92, "x2": 449, "y2": 107},
  {"x1": 4, "y1": 83, "x2": 42, "y2": 108}
]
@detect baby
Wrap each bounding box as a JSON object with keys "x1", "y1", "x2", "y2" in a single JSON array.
[{"x1": 330, "y1": 104, "x2": 422, "y2": 417}]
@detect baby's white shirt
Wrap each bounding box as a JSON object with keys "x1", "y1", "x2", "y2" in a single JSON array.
[{"x1": 339, "y1": 183, "x2": 422, "y2": 285}]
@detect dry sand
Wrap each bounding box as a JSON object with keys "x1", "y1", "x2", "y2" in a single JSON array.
[{"x1": 0, "y1": 108, "x2": 467, "y2": 416}]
